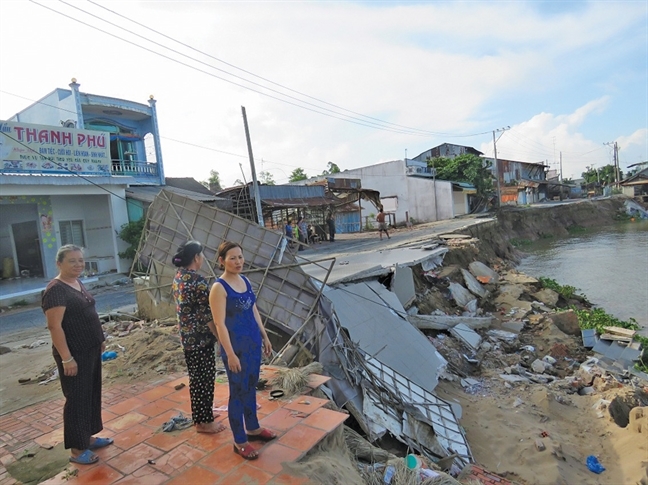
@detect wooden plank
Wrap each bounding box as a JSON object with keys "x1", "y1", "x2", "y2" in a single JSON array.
[
  {"x1": 599, "y1": 333, "x2": 633, "y2": 343},
  {"x1": 602, "y1": 326, "x2": 636, "y2": 337}
]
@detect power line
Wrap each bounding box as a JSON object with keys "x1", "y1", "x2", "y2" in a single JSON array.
[
  {"x1": 32, "y1": 0, "x2": 489, "y2": 139},
  {"x1": 87, "y1": 0, "x2": 479, "y2": 138}
]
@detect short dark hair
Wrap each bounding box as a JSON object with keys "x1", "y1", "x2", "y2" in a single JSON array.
[
  {"x1": 172, "y1": 240, "x2": 203, "y2": 267},
  {"x1": 217, "y1": 241, "x2": 242, "y2": 270}
]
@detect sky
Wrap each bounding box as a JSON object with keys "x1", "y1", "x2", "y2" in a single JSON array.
[{"x1": 1, "y1": 0, "x2": 646, "y2": 186}]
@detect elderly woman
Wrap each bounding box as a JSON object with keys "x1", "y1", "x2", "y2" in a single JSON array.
[
  {"x1": 42, "y1": 245, "x2": 113, "y2": 465},
  {"x1": 171, "y1": 240, "x2": 225, "y2": 434}
]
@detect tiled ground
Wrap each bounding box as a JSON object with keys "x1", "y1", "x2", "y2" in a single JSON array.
[{"x1": 0, "y1": 367, "x2": 346, "y2": 485}]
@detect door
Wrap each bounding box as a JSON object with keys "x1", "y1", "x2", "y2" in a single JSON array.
[{"x1": 11, "y1": 221, "x2": 43, "y2": 277}]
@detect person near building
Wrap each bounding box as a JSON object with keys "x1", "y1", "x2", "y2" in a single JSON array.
[
  {"x1": 326, "y1": 212, "x2": 336, "y2": 242},
  {"x1": 172, "y1": 240, "x2": 225, "y2": 435},
  {"x1": 376, "y1": 208, "x2": 391, "y2": 240},
  {"x1": 297, "y1": 217, "x2": 308, "y2": 251},
  {"x1": 209, "y1": 241, "x2": 276, "y2": 460},
  {"x1": 42, "y1": 245, "x2": 113, "y2": 465}
]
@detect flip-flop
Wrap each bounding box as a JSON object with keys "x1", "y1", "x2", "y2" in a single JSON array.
[
  {"x1": 246, "y1": 428, "x2": 277, "y2": 442},
  {"x1": 69, "y1": 449, "x2": 99, "y2": 465},
  {"x1": 89, "y1": 437, "x2": 113, "y2": 450}
]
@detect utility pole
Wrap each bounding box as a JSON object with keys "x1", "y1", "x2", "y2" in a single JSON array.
[
  {"x1": 614, "y1": 142, "x2": 620, "y2": 187},
  {"x1": 492, "y1": 126, "x2": 510, "y2": 207},
  {"x1": 559, "y1": 152, "x2": 563, "y2": 182},
  {"x1": 241, "y1": 106, "x2": 264, "y2": 227}
]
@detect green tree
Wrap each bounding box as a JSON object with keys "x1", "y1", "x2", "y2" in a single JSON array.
[
  {"x1": 259, "y1": 171, "x2": 275, "y2": 185},
  {"x1": 118, "y1": 218, "x2": 145, "y2": 260},
  {"x1": 289, "y1": 167, "x2": 308, "y2": 182},
  {"x1": 321, "y1": 161, "x2": 341, "y2": 175},
  {"x1": 582, "y1": 164, "x2": 621, "y2": 185},
  {"x1": 202, "y1": 170, "x2": 222, "y2": 192},
  {"x1": 427, "y1": 154, "x2": 493, "y2": 197}
]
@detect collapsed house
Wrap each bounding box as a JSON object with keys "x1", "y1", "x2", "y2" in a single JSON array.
[{"x1": 133, "y1": 189, "x2": 472, "y2": 469}]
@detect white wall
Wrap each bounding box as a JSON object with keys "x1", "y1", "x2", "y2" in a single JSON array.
[
  {"x1": 453, "y1": 191, "x2": 468, "y2": 216},
  {"x1": 2, "y1": 183, "x2": 130, "y2": 274},
  {"x1": 328, "y1": 160, "x2": 454, "y2": 224}
]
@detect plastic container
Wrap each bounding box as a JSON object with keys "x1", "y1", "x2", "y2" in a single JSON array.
[
  {"x1": 101, "y1": 351, "x2": 118, "y2": 362},
  {"x1": 405, "y1": 454, "x2": 422, "y2": 471}
]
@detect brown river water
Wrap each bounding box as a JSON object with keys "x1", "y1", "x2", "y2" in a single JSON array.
[{"x1": 516, "y1": 220, "x2": 648, "y2": 336}]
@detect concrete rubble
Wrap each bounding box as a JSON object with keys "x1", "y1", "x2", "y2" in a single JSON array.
[{"x1": 129, "y1": 191, "x2": 647, "y2": 481}]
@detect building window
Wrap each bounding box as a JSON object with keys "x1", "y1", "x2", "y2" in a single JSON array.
[{"x1": 59, "y1": 220, "x2": 85, "y2": 247}]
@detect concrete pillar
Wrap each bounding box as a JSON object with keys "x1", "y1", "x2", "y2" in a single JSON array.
[
  {"x1": 69, "y1": 78, "x2": 84, "y2": 129},
  {"x1": 147, "y1": 96, "x2": 165, "y2": 185}
]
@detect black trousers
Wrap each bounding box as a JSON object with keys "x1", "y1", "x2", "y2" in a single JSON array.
[
  {"x1": 55, "y1": 345, "x2": 103, "y2": 450},
  {"x1": 184, "y1": 345, "x2": 216, "y2": 424}
]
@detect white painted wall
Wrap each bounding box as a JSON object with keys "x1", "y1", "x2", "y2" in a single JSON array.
[
  {"x1": 453, "y1": 191, "x2": 469, "y2": 216},
  {"x1": 2, "y1": 184, "x2": 131, "y2": 274},
  {"x1": 329, "y1": 160, "x2": 453, "y2": 224}
]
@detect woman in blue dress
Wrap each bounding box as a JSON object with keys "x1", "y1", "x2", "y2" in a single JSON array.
[{"x1": 209, "y1": 241, "x2": 276, "y2": 460}]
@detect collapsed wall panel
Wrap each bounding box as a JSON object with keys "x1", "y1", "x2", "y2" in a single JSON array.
[{"x1": 134, "y1": 190, "x2": 326, "y2": 336}]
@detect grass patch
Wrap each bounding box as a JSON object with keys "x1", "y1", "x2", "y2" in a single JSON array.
[
  {"x1": 510, "y1": 238, "x2": 532, "y2": 247},
  {"x1": 573, "y1": 307, "x2": 639, "y2": 334},
  {"x1": 538, "y1": 277, "x2": 581, "y2": 300},
  {"x1": 567, "y1": 225, "x2": 587, "y2": 234}
]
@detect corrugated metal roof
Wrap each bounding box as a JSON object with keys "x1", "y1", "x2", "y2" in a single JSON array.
[
  {"x1": 0, "y1": 174, "x2": 135, "y2": 186},
  {"x1": 126, "y1": 185, "x2": 225, "y2": 203},
  {"x1": 255, "y1": 184, "x2": 326, "y2": 200},
  {"x1": 165, "y1": 177, "x2": 216, "y2": 196}
]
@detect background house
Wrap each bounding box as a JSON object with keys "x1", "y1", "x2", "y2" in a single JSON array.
[
  {"x1": 484, "y1": 157, "x2": 548, "y2": 204},
  {"x1": 320, "y1": 158, "x2": 454, "y2": 225},
  {"x1": 411, "y1": 143, "x2": 483, "y2": 162},
  {"x1": 1, "y1": 80, "x2": 164, "y2": 279}
]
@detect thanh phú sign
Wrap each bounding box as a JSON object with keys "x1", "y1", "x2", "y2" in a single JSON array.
[{"x1": 0, "y1": 121, "x2": 111, "y2": 174}]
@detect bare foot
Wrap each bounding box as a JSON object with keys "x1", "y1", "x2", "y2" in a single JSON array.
[{"x1": 196, "y1": 422, "x2": 226, "y2": 434}]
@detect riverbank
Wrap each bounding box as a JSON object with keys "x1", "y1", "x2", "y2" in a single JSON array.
[{"x1": 0, "y1": 197, "x2": 645, "y2": 485}]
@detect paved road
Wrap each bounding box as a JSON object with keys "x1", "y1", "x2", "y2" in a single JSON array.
[{"x1": 0, "y1": 285, "x2": 136, "y2": 338}]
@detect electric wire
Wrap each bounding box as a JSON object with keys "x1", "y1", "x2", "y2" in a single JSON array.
[
  {"x1": 86, "y1": 0, "x2": 486, "y2": 139},
  {"x1": 34, "y1": 0, "x2": 490, "y2": 139}
]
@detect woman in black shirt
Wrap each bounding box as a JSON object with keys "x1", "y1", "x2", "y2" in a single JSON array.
[{"x1": 42, "y1": 245, "x2": 113, "y2": 465}]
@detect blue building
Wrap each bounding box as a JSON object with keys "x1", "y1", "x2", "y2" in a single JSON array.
[{"x1": 0, "y1": 79, "x2": 165, "y2": 279}]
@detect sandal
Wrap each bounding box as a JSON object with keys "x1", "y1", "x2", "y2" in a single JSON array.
[
  {"x1": 69, "y1": 449, "x2": 99, "y2": 465},
  {"x1": 233, "y1": 444, "x2": 258, "y2": 460},
  {"x1": 89, "y1": 437, "x2": 113, "y2": 450},
  {"x1": 246, "y1": 428, "x2": 277, "y2": 442}
]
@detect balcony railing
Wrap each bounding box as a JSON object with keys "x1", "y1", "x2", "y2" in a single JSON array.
[{"x1": 111, "y1": 160, "x2": 158, "y2": 177}]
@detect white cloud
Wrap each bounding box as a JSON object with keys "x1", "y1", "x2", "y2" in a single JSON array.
[
  {"x1": 1, "y1": 0, "x2": 645, "y2": 186},
  {"x1": 479, "y1": 97, "x2": 646, "y2": 179}
]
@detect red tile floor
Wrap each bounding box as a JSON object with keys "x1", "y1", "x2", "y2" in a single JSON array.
[{"x1": 0, "y1": 367, "x2": 347, "y2": 485}]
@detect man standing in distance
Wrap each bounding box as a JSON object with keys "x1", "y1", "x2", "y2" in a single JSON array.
[{"x1": 376, "y1": 207, "x2": 390, "y2": 240}]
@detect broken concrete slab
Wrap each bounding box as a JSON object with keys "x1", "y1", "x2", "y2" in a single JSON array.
[
  {"x1": 450, "y1": 323, "x2": 482, "y2": 351},
  {"x1": 532, "y1": 288, "x2": 559, "y2": 307},
  {"x1": 448, "y1": 282, "x2": 477, "y2": 309},
  {"x1": 468, "y1": 261, "x2": 499, "y2": 285},
  {"x1": 487, "y1": 329, "x2": 518, "y2": 342},
  {"x1": 391, "y1": 264, "x2": 416, "y2": 309},
  {"x1": 303, "y1": 246, "x2": 449, "y2": 285},
  {"x1": 408, "y1": 314, "x2": 493, "y2": 331},
  {"x1": 499, "y1": 374, "x2": 530, "y2": 384},
  {"x1": 547, "y1": 310, "x2": 580, "y2": 336},
  {"x1": 461, "y1": 269, "x2": 489, "y2": 299},
  {"x1": 501, "y1": 271, "x2": 538, "y2": 285}
]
